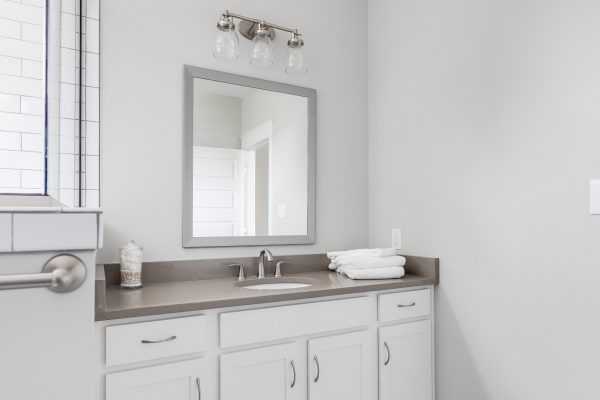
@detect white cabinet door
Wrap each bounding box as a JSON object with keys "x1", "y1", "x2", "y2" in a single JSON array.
[
  {"x1": 308, "y1": 330, "x2": 371, "y2": 400},
  {"x1": 221, "y1": 342, "x2": 300, "y2": 400},
  {"x1": 380, "y1": 320, "x2": 433, "y2": 400},
  {"x1": 106, "y1": 359, "x2": 205, "y2": 400}
]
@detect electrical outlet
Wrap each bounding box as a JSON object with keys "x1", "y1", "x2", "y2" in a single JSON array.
[
  {"x1": 591, "y1": 180, "x2": 600, "y2": 215},
  {"x1": 277, "y1": 204, "x2": 286, "y2": 218},
  {"x1": 392, "y1": 228, "x2": 402, "y2": 250}
]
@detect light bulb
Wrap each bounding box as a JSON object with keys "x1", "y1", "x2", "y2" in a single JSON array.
[{"x1": 250, "y1": 25, "x2": 274, "y2": 68}]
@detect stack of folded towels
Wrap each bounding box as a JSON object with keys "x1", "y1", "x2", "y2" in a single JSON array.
[{"x1": 327, "y1": 248, "x2": 406, "y2": 280}]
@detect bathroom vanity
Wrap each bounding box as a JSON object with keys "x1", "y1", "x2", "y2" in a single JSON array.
[{"x1": 94, "y1": 254, "x2": 438, "y2": 400}]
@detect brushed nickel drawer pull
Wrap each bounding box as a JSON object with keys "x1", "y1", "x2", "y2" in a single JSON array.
[
  {"x1": 141, "y1": 335, "x2": 177, "y2": 344},
  {"x1": 313, "y1": 355, "x2": 320, "y2": 383},
  {"x1": 397, "y1": 302, "x2": 416, "y2": 308},
  {"x1": 384, "y1": 342, "x2": 391, "y2": 366},
  {"x1": 196, "y1": 377, "x2": 201, "y2": 400},
  {"x1": 290, "y1": 360, "x2": 296, "y2": 388}
]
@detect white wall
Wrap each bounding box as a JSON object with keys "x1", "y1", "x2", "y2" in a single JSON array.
[
  {"x1": 369, "y1": 0, "x2": 600, "y2": 399},
  {"x1": 99, "y1": 0, "x2": 368, "y2": 262}
]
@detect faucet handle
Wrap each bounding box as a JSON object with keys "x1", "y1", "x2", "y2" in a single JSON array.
[
  {"x1": 274, "y1": 260, "x2": 291, "y2": 278},
  {"x1": 227, "y1": 263, "x2": 246, "y2": 281}
]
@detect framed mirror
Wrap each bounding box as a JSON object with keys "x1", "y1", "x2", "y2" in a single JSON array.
[{"x1": 183, "y1": 66, "x2": 316, "y2": 247}]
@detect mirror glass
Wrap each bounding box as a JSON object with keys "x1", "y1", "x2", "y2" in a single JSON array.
[{"x1": 183, "y1": 67, "x2": 316, "y2": 247}]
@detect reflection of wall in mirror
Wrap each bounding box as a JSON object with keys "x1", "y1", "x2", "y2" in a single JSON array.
[
  {"x1": 254, "y1": 143, "x2": 269, "y2": 236},
  {"x1": 193, "y1": 92, "x2": 242, "y2": 149},
  {"x1": 242, "y1": 91, "x2": 308, "y2": 236}
]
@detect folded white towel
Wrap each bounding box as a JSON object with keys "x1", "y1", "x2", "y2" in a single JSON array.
[
  {"x1": 332, "y1": 255, "x2": 407, "y2": 270},
  {"x1": 327, "y1": 248, "x2": 396, "y2": 260},
  {"x1": 339, "y1": 266, "x2": 405, "y2": 280}
]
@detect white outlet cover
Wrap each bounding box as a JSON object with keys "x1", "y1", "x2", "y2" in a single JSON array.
[
  {"x1": 277, "y1": 204, "x2": 286, "y2": 218},
  {"x1": 392, "y1": 228, "x2": 402, "y2": 250},
  {"x1": 590, "y1": 180, "x2": 600, "y2": 215}
]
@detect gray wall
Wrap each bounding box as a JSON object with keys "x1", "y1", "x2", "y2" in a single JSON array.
[
  {"x1": 99, "y1": 0, "x2": 368, "y2": 262},
  {"x1": 193, "y1": 91, "x2": 241, "y2": 149},
  {"x1": 369, "y1": 0, "x2": 600, "y2": 399}
]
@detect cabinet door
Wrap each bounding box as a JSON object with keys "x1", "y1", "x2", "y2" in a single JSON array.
[
  {"x1": 220, "y1": 342, "x2": 300, "y2": 400},
  {"x1": 106, "y1": 358, "x2": 205, "y2": 400},
  {"x1": 380, "y1": 320, "x2": 433, "y2": 400},
  {"x1": 308, "y1": 330, "x2": 371, "y2": 400}
]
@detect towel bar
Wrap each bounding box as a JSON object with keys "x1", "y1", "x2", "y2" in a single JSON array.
[{"x1": 0, "y1": 254, "x2": 86, "y2": 293}]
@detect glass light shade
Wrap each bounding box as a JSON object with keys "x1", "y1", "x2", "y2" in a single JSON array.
[
  {"x1": 250, "y1": 34, "x2": 274, "y2": 68},
  {"x1": 213, "y1": 29, "x2": 239, "y2": 61},
  {"x1": 285, "y1": 46, "x2": 307, "y2": 75}
]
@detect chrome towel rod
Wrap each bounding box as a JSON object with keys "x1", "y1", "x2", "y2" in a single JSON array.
[{"x1": 0, "y1": 254, "x2": 86, "y2": 293}]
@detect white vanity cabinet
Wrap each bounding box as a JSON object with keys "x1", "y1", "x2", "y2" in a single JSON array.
[
  {"x1": 105, "y1": 359, "x2": 205, "y2": 400},
  {"x1": 308, "y1": 330, "x2": 371, "y2": 400},
  {"x1": 97, "y1": 286, "x2": 434, "y2": 400},
  {"x1": 379, "y1": 320, "x2": 433, "y2": 400},
  {"x1": 221, "y1": 343, "x2": 300, "y2": 400}
]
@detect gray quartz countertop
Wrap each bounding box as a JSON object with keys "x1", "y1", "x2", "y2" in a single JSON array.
[{"x1": 95, "y1": 254, "x2": 439, "y2": 321}]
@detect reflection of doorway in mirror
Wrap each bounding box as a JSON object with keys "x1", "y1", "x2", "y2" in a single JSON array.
[
  {"x1": 192, "y1": 120, "x2": 273, "y2": 238},
  {"x1": 242, "y1": 120, "x2": 273, "y2": 236}
]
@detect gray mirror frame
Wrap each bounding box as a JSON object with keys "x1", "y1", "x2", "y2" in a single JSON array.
[{"x1": 182, "y1": 65, "x2": 316, "y2": 248}]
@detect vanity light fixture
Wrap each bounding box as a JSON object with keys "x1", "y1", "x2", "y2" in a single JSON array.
[{"x1": 213, "y1": 10, "x2": 307, "y2": 75}]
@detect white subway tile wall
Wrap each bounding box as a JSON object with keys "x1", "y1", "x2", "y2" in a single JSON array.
[
  {"x1": 0, "y1": 0, "x2": 100, "y2": 208},
  {"x1": 0, "y1": 0, "x2": 44, "y2": 194}
]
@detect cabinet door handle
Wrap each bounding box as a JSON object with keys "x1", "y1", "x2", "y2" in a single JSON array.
[
  {"x1": 195, "y1": 377, "x2": 201, "y2": 400},
  {"x1": 397, "y1": 302, "x2": 416, "y2": 308},
  {"x1": 141, "y1": 335, "x2": 177, "y2": 344},
  {"x1": 384, "y1": 342, "x2": 391, "y2": 366},
  {"x1": 290, "y1": 360, "x2": 296, "y2": 388},
  {"x1": 313, "y1": 355, "x2": 320, "y2": 383}
]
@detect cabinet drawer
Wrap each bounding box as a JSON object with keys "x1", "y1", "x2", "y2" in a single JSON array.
[
  {"x1": 220, "y1": 297, "x2": 371, "y2": 348},
  {"x1": 106, "y1": 316, "x2": 207, "y2": 366},
  {"x1": 378, "y1": 289, "x2": 430, "y2": 322}
]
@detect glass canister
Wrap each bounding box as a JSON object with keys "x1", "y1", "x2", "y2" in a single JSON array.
[{"x1": 119, "y1": 239, "x2": 143, "y2": 289}]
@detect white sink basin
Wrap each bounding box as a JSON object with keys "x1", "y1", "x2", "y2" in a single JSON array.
[
  {"x1": 241, "y1": 282, "x2": 312, "y2": 290},
  {"x1": 236, "y1": 277, "x2": 317, "y2": 290}
]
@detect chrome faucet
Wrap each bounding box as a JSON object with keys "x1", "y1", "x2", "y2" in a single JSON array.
[{"x1": 257, "y1": 249, "x2": 273, "y2": 279}]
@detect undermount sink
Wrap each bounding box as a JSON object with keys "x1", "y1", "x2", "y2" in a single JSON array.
[{"x1": 236, "y1": 277, "x2": 317, "y2": 290}]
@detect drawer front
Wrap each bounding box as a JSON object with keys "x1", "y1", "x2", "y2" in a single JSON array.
[
  {"x1": 378, "y1": 289, "x2": 431, "y2": 322},
  {"x1": 220, "y1": 297, "x2": 371, "y2": 348},
  {"x1": 106, "y1": 316, "x2": 207, "y2": 366}
]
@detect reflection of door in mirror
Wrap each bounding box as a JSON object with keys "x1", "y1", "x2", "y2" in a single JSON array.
[
  {"x1": 193, "y1": 142, "x2": 271, "y2": 237},
  {"x1": 193, "y1": 146, "x2": 245, "y2": 237}
]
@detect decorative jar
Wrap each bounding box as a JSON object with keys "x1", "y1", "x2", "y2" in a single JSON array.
[{"x1": 119, "y1": 239, "x2": 143, "y2": 289}]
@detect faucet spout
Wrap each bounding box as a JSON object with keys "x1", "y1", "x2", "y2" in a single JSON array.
[{"x1": 258, "y1": 249, "x2": 273, "y2": 279}]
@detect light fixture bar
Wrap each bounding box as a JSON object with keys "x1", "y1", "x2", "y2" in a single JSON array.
[{"x1": 223, "y1": 10, "x2": 299, "y2": 34}]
